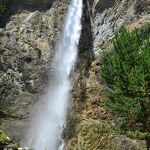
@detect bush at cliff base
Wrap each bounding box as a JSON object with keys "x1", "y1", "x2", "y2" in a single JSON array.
[{"x1": 100, "y1": 25, "x2": 150, "y2": 140}]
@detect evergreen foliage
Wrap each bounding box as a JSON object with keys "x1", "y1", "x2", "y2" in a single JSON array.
[
  {"x1": 93, "y1": 123, "x2": 122, "y2": 135},
  {"x1": 100, "y1": 25, "x2": 150, "y2": 139},
  {"x1": 127, "y1": 130, "x2": 150, "y2": 140},
  {"x1": 0, "y1": 4, "x2": 5, "y2": 16}
]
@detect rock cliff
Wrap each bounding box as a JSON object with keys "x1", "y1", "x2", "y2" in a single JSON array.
[
  {"x1": 0, "y1": 0, "x2": 69, "y2": 145},
  {"x1": 92, "y1": 0, "x2": 150, "y2": 53},
  {"x1": 64, "y1": 0, "x2": 149, "y2": 149},
  {"x1": 0, "y1": 0, "x2": 150, "y2": 149}
]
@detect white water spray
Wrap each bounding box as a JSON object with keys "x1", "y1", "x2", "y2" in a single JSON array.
[{"x1": 23, "y1": 0, "x2": 83, "y2": 149}]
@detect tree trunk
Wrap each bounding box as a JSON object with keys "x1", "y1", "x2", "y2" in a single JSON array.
[{"x1": 146, "y1": 138, "x2": 150, "y2": 150}]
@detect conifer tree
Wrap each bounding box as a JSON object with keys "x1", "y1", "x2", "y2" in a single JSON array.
[{"x1": 101, "y1": 25, "x2": 150, "y2": 149}]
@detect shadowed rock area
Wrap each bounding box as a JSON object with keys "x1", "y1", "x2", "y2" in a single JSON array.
[{"x1": 0, "y1": 0, "x2": 68, "y2": 27}]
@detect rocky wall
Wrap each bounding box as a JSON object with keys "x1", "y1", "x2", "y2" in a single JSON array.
[
  {"x1": 91, "y1": 0, "x2": 150, "y2": 54},
  {"x1": 0, "y1": 0, "x2": 69, "y2": 141},
  {"x1": 63, "y1": 0, "x2": 149, "y2": 149}
]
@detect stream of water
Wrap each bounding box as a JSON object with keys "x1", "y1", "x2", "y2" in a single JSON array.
[{"x1": 23, "y1": 0, "x2": 83, "y2": 149}]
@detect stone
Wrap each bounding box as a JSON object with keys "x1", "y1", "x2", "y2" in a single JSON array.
[
  {"x1": 0, "y1": 0, "x2": 69, "y2": 143},
  {"x1": 92, "y1": 0, "x2": 150, "y2": 53}
]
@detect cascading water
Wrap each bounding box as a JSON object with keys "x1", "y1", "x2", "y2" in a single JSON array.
[{"x1": 23, "y1": 0, "x2": 83, "y2": 149}]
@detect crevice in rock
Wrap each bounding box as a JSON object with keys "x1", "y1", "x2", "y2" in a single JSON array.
[
  {"x1": 94, "y1": 0, "x2": 115, "y2": 14},
  {"x1": 77, "y1": 0, "x2": 95, "y2": 72},
  {"x1": 64, "y1": 0, "x2": 95, "y2": 141},
  {"x1": 75, "y1": 0, "x2": 95, "y2": 110}
]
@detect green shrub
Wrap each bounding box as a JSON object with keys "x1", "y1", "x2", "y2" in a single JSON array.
[
  {"x1": 127, "y1": 130, "x2": 150, "y2": 140},
  {"x1": 100, "y1": 25, "x2": 150, "y2": 146},
  {"x1": 0, "y1": 4, "x2": 5, "y2": 15},
  {"x1": 93, "y1": 124, "x2": 122, "y2": 135},
  {"x1": 0, "y1": 130, "x2": 7, "y2": 144}
]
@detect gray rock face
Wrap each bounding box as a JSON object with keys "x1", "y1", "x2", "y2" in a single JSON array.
[
  {"x1": 91, "y1": 0, "x2": 150, "y2": 53},
  {"x1": 0, "y1": 0, "x2": 69, "y2": 28},
  {"x1": 0, "y1": 1, "x2": 68, "y2": 107},
  {"x1": 0, "y1": 0, "x2": 69, "y2": 141}
]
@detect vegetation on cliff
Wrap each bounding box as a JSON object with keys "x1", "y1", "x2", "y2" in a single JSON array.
[
  {"x1": 101, "y1": 25, "x2": 150, "y2": 149},
  {"x1": 0, "y1": 130, "x2": 19, "y2": 149},
  {"x1": 0, "y1": 4, "x2": 5, "y2": 15}
]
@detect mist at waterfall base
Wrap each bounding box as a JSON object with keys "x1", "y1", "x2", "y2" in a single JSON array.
[{"x1": 22, "y1": 0, "x2": 83, "y2": 149}]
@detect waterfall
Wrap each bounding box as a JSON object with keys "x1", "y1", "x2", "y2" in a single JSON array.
[{"x1": 23, "y1": 0, "x2": 83, "y2": 149}]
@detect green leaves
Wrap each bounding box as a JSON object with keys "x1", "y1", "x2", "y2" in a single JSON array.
[
  {"x1": 101, "y1": 24, "x2": 150, "y2": 133},
  {"x1": 127, "y1": 130, "x2": 150, "y2": 140},
  {"x1": 0, "y1": 4, "x2": 5, "y2": 16},
  {"x1": 93, "y1": 124, "x2": 122, "y2": 135}
]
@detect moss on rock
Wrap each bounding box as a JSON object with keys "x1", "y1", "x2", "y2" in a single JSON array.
[
  {"x1": 0, "y1": 130, "x2": 19, "y2": 149},
  {"x1": 0, "y1": 130, "x2": 7, "y2": 144}
]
